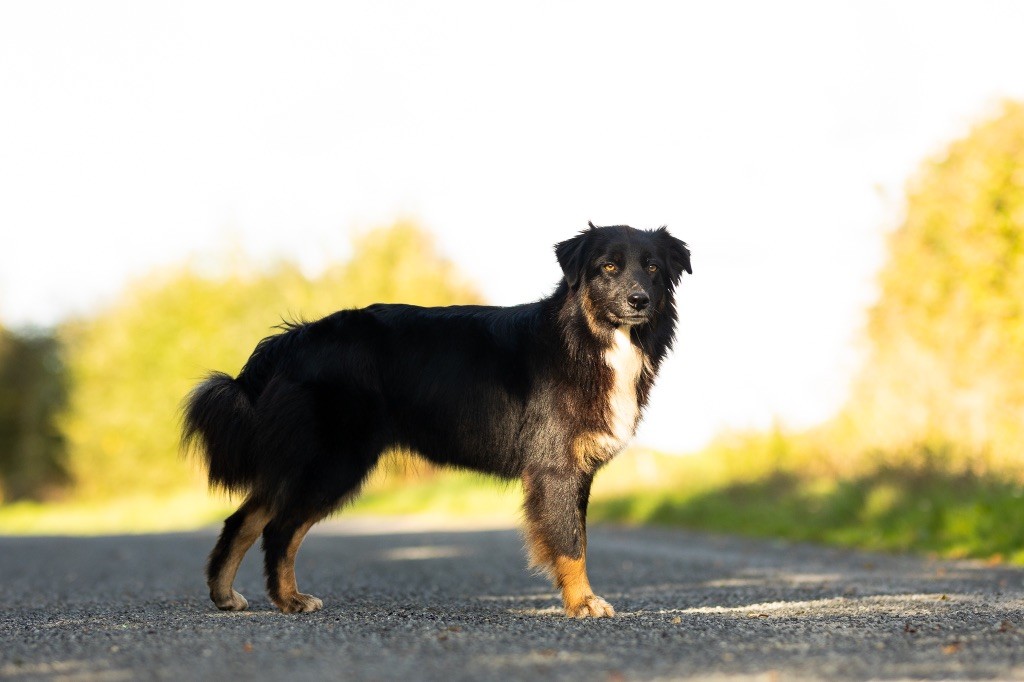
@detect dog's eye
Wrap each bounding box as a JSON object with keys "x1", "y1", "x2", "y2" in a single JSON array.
[
  {"x1": 647, "y1": 263, "x2": 658, "y2": 273},
  {"x1": 603, "y1": 263, "x2": 618, "y2": 273}
]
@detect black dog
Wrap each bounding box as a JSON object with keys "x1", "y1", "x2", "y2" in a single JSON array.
[{"x1": 182, "y1": 222, "x2": 691, "y2": 617}]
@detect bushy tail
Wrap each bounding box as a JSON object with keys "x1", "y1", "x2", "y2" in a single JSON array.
[{"x1": 181, "y1": 371, "x2": 257, "y2": 493}]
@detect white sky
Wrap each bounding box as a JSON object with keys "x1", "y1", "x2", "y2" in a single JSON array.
[{"x1": 2, "y1": 1, "x2": 1024, "y2": 452}]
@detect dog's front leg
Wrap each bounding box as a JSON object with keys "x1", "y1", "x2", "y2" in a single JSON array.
[{"x1": 522, "y1": 468, "x2": 614, "y2": 618}]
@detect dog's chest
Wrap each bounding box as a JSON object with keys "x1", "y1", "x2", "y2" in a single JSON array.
[{"x1": 600, "y1": 326, "x2": 644, "y2": 448}]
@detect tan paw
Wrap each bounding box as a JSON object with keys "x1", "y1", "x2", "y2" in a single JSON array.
[
  {"x1": 211, "y1": 589, "x2": 249, "y2": 611},
  {"x1": 565, "y1": 594, "x2": 616, "y2": 619},
  {"x1": 275, "y1": 593, "x2": 324, "y2": 614}
]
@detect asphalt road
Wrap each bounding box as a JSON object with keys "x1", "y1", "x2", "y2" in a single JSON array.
[{"x1": 3, "y1": 519, "x2": 1024, "y2": 681}]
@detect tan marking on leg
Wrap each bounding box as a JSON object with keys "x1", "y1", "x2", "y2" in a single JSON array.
[
  {"x1": 272, "y1": 519, "x2": 323, "y2": 613},
  {"x1": 574, "y1": 431, "x2": 629, "y2": 472},
  {"x1": 555, "y1": 555, "x2": 615, "y2": 619},
  {"x1": 209, "y1": 505, "x2": 272, "y2": 611},
  {"x1": 521, "y1": 473, "x2": 614, "y2": 618},
  {"x1": 520, "y1": 474, "x2": 554, "y2": 577},
  {"x1": 572, "y1": 433, "x2": 606, "y2": 471},
  {"x1": 523, "y1": 517, "x2": 554, "y2": 578},
  {"x1": 571, "y1": 436, "x2": 588, "y2": 469}
]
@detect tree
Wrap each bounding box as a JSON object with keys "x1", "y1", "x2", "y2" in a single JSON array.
[
  {"x1": 848, "y1": 101, "x2": 1024, "y2": 465},
  {"x1": 59, "y1": 221, "x2": 482, "y2": 499},
  {"x1": 0, "y1": 327, "x2": 68, "y2": 501}
]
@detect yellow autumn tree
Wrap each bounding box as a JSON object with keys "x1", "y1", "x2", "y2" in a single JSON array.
[
  {"x1": 59, "y1": 221, "x2": 481, "y2": 500},
  {"x1": 845, "y1": 101, "x2": 1024, "y2": 469}
]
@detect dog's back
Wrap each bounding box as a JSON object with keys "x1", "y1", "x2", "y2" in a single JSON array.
[{"x1": 185, "y1": 302, "x2": 552, "y2": 496}]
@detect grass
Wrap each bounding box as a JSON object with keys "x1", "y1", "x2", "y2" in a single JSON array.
[
  {"x1": 0, "y1": 450, "x2": 669, "y2": 536},
  {"x1": 5, "y1": 443, "x2": 1024, "y2": 566},
  {"x1": 590, "y1": 462, "x2": 1024, "y2": 564},
  {"x1": 0, "y1": 467, "x2": 524, "y2": 536},
  {"x1": 346, "y1": 469, "x2": 523, "y2": 518},
  {"x1": 0, "y1": 489, "x2": 233, "y2": 535}
]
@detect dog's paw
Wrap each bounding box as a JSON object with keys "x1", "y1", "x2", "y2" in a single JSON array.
[
  {"x1": 275, "y1": 593, "x2": 324, "y2": 614},
  {"x1": 212, "y1": 589, "x2": 249, "y2": 611},
  {"x1": 565, "y1": 594, "x2": 616, "y2": 619}
]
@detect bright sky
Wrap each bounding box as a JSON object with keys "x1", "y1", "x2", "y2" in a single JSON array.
[{"x1": 2, "y1": 1, "x2": 1024, "y2": 452}]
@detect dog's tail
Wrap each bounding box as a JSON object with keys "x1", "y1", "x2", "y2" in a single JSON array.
[{"x1": 181, "y1": 371, "x2": 258, "y2": 493}]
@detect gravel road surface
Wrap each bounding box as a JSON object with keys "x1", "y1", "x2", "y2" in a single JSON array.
[{"x1": 3, "y1": 519, "x2": 1024, "y2": 680}]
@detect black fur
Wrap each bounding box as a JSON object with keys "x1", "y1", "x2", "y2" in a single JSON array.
[{"x1": 182, "y1": 223, "x2": 690, "y2": 616}]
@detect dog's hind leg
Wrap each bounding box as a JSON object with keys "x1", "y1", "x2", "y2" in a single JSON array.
[
  {"x1": 261, "y1": 506, "x2": 327, "y2": 613},
  {"x1": 261, "y1": 458, "x2": 380, "y2": 614},
  {"x1": 522, "y1": 469, "x2": 613, "y2": 618},
  {"x1": 256, "y1": 378, "x2": 386, "y2": 613},
  {"x1": 206, "y1": 496, "x2": 272, "y2": 611}
]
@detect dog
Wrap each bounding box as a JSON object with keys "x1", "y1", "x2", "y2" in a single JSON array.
[{"x1": 182, "y1": 222, "x2": 691, "y2": 617}]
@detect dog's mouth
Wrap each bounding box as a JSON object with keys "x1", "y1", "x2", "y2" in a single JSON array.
[{"x1": 610, "y1": 313, "x2": 651, "y2": 326}]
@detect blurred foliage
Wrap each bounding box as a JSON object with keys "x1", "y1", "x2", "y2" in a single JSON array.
[
  {"x1": 0, "y1": 489, "x2": 231, "y2": 535},
  {"x1": 0, "y1": 327, "x2": 68, "y2": 501},
  {"x1": 350, "y1": 465, "x2": 522, "y2": 519},
  {"x1": 590, "y1": 101, "x2": 1024, "y2": 563},
  {"x1": 57, "y1": 221, "x2": 480, "y2": 501},
  {"x1": 8, "y1": 101, "x2": 1024, "y2": 557},
  {"x1": 584, "y1": 100, "x2": 1024, "y2": 564},
  {"x1": 846, "y1": 100, "x2": 1024, "y2": 470},
  {"x1": 590, "y1": 455, "x2": 1024, "y2": 563}
]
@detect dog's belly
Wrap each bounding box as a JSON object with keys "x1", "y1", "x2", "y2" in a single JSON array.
[
  {"x1": 387, "y1": 394, "x2": 534, "y2": 479},
  {"x1": 404, "y1": 434, "x2": 530, "y2": 480}
]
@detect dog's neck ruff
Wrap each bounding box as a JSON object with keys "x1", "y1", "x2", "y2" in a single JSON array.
[{"x1": 600, "y1": 325, "x2": 643, "y2": 451}]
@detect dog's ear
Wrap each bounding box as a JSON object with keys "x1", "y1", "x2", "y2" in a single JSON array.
[
  {"x1": 555, "y1": 230, "x2": 591, "y2": 288},
  {"x1": 655, "y1": 226, "x2": 692, "y2": 287}
]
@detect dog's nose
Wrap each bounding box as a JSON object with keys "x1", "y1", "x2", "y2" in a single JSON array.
[{"x1": 627, "y1": 293, "x2": 650, "y2": 311}]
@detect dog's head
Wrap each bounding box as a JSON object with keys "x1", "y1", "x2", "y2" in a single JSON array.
[{"x1": 555, "y1": 222, "x2": 691, "y2": 327}]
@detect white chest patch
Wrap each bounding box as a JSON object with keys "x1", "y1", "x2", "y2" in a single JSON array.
[{"x1": 601, "y1": 325, "x2": 643, "y2": 449}]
